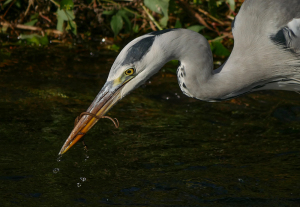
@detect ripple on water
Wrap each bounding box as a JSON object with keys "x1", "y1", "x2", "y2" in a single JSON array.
[{"x1": 53, "y1": 168, "x2": 59, "y2": 174}]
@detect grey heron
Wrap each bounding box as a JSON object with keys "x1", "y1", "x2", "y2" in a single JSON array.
[{"x1": 59, "y1": 0, "x2": 300, "y2": 155}]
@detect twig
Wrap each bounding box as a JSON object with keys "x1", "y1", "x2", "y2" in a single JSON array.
[
  {"x1": 149, "y1": 21, "x2": 157, "y2": 31},
  {"x1": 3, "y1": 0, "x2": 16, "y2": 19},
  {"x1": 177, "y1": 0, "x2": 213, "y2": 31},
  {"x1": 25, "y1": 0, "x2": 35, "y2": 16},
  {"x1": 141, "y1": 4, "x2": 163, "y2": 30},
  {"x1": 39, "y1": 12, "x2": 52, "y2": 23},
  {"x1": 45, "y1": 29, "x2": 64, "y2": 35},
  {"x1": 0, "y1": 22, "x2": 63, "y2": 35},
  {"x1": 208, "y1": 32, "x2": 233, "y2": 43},
  {"x1": 1, "y1": 22, "x2": 41, "y2": 31},
  {"x1": 197, "y1": 7, "x2": 225, "y2": 26},
  {"x1": 227, "y1": 15, "x2": 234, "y2": 21},
  {"x1": 49, "y1": 0, "x2": 60, "y2": 7}
]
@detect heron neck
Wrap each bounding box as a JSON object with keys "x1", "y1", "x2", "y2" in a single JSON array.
[{"x1": 163, "y1": 32, "x2": 241, "y2": 101}]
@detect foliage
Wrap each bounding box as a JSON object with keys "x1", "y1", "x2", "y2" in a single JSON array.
[
  {"x1": 0, "y1": 0, "x2": 244, "y2": 56},
  {"x1": 57, "y1": 0, "x2": 77, "y2": 35}
]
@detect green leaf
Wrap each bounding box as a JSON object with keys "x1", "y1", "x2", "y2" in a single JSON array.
[
  {"x1": 117, "y1": 9, "x2": 132, "y2": 33},
  {"x1": 187, "y1": 25, "x2": 205, "y2": 33},
  {"x1": 160, "y1": 15, "x2": 169, "y2": 28},
  {"x1": 15, "y1": 0, "x2": 21, "y2": 8},
  {"x1": 226, "y1": 0, "x2": 235, "y2": 11},
  {"x1": 30, "y1": 13, "x2": 39, "y2": 20},
  {"x1": 144, "y1": 0, "x2": 169, "y2": 14},
  {"x1": 56, "y1": 8, "x2": 75, "y2": 33},
  {"x1": 57, "y1": 9, "x2": 68, "y2": 21},
  {"x1": 39, "y1": 35, "x2": 49, "y2": 46},
  {"x1": 174, "y1": 19, "x2": 182, "y2": 28},
  {"x1": 24, "y1": 19, "x2": 38, "y2": 26},
  {"x1": 3, "y1": 0, "x2": 13, "y2": 7},
  {"x1": 57, "y1": 9, "x2": 75, "y2": 21},
  {"x1": 3, "y1": 0, "x2": 13, "y2": 9},
  {"x1": 1, "y1": 24, "x2": 8, "y2": 33},
  {"x1": 102, "y1": 10, "x2": 115, "y2": 15},
  {"x1": 60, "y1": 0, "x2": 74, "y2": 10},
  {"x1": 57, "y1": 18, "x2": 64, "y2": 32},
  {"x1": 210, "y1": 40, "x2": 230, "y2": 57},
  {"x1": 110, "y1": 14, "x2": 123, "y2": 37},
  {"x1": 19, "y1": 34, "x2": 49, "y2": 46},
  {"x1": 133, "y1": 25, "x2": 139, "y2": 33},
  {"x1": 67, "y1": 21, "x2": 77, "y2": 35},
  {"x1": 110, "y1": 44, "x2": 120, "y2": 51},
  {"x1": 65, "y1": 10, "x2": 75, "y2": 20},
  {"x1": 144, "y1": 0, "x2": 169, "y2": 27}
]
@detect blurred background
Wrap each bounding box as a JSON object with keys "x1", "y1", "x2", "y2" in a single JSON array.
[{"x1": 1, "y1": 0, "x2": 239, "y2": 57}]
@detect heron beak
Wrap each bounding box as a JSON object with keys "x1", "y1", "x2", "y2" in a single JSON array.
[{"x1": 58, "y1": 80, "x2": 125, "y2": 155}]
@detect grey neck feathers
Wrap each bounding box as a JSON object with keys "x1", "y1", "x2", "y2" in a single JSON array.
[{"x1": 155, "y1": 29, "x2": 300, "y2": 101}]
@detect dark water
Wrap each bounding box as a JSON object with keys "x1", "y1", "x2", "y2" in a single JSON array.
[{"x1": 1, "y1": 46, "x2": 300, "y2": 206}]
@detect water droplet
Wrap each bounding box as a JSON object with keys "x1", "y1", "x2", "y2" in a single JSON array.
[
  {"x1": 85, "y1": 155, "x2": 89, "y2": 159},
  {"x1": 166, "y1": 97, "x2": 169, "y2": 100},
  {"x1": 57, "y1": 155, "x2": 62, "y2": 162},
  {"x1": 53, "y1": 168, "x2": 60, "y2": 174},
  {"x1": 102, "y1": 38, "x2": 106, "y2": 42},
  {"x1": 238, "y1": 178, "x2": 244, "y2": 183},
  {"x1": 80, "y1": 177, "x2": 86, "y2": 182},
  {"x1": 77, "y1": 183, "x2": 81, "y2": 187},
  {"x1": 177, "y1": 95, "x2": 180, "y2": 99}
]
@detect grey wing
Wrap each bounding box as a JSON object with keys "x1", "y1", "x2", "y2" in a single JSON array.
[{"x1": 271, "y1": 18, "x2": 300, "y2": 54}]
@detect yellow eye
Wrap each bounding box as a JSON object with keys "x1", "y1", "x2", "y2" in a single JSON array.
[{"x1": 124, "y1": 68, "x2": 135, "y2": 76}]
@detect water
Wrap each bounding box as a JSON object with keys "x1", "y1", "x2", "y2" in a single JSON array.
[{"x1": 0, "y1": 46, "x2": 300, "y2": 206}]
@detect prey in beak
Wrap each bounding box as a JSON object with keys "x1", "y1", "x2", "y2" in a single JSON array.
[
  {"x1": 58, "y1": 30, "x2": 161, "y2": 155},
  {"x1": 58, "y1": 78, "x2": 129, "y2": 155}
]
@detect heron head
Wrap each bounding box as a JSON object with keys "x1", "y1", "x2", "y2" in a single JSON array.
[{"x1": 58, "y1": 32, "x2": 172, "y2": 155}]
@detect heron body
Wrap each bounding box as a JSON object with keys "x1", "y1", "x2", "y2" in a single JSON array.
[{"x1": 59, "y1": 0, "x2": 300, "y2": 155}]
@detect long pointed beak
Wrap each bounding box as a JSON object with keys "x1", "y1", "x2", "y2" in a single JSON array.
[{"x1": 58, "y1": 80, "x2": 124, "y2": 155}]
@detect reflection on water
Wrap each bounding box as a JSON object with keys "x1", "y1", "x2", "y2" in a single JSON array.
[{"x1": 0, "y1": 46, "x2": 300, "y2": 206}]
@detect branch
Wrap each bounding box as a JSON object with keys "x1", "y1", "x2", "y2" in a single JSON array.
[
  {"x1": 25, "y1": 0, "x2": 35, "y2": 16},
  {"x1": 141, "y1": 4, "x2": 163, "y2": 31},
  {"x1": 208, "y1": 32, "x2": 233, "y2": 43},
  {"x1": 39, "y1": 12, "x2": 52, "y2": 23},
  {"x1": 176, "y1": 0, "x2": 213, "y2": 31},
  {"x1": 49, "y1": 0, "x2": 60, "y2": 7},
  {"x1": 0, "y1": 22, "x2": 63, "y2": 35},
  {"x1": 197, "y1": 7, "x2": 225, "y2": 26},
  {"x1": 3, "y1": 0, "x2": 16, "y2": 19}
]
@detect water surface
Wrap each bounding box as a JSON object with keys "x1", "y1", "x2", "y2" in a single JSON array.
[{"x1": 0, "y1": 46, "x2": 300, "y2": 206}]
